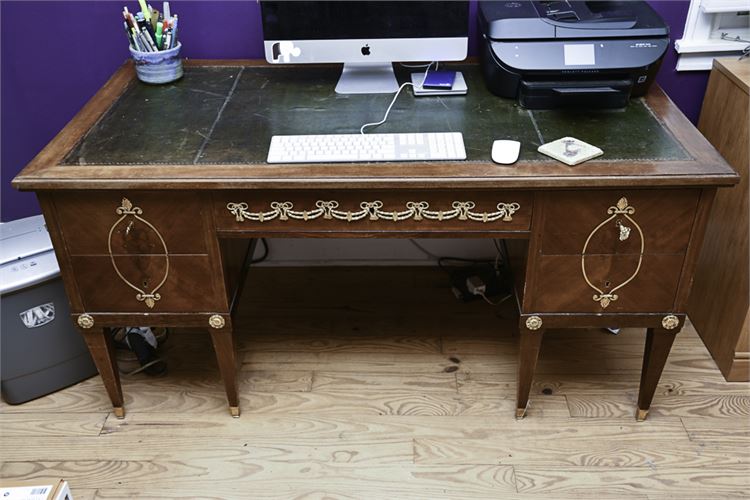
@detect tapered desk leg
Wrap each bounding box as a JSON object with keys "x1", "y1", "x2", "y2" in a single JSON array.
[
  {"x1": 636, "y1": 326, "x2": 679, "y2": 421},
  {"x1": 209, "y1": 320, "x2": 240, "y2": 418},
  {"x1": 516, "y1": 319, "x2": 545, "y2": 419},
  {"x1": 80, "y1": 327, "x2": 125, "y2": 418}
]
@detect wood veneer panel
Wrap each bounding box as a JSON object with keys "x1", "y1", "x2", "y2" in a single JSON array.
[
  {"x1": 69, "y1": 255, "x2": 224, "y2": 313},
  {"x1": 54, "y1": 191, "x2": 210, "y2": 255},
  {"x1": 529, "y1": 254, "x2": 684, "y2": 313},
  {"x1": 540, "y1": 189, "x2": 699, "y2": 255},
  {"x1": 689, "y1": 58, "x2": 750, "y2": 381}
]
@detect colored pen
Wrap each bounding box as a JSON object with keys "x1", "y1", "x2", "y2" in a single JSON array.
[
  {"x1": 124, "y1": 21, "x2": 135, "y2": 48},
  {"x1": 144, "y1": 29, "x2": 158, "y2": 51},
  {"x1": 129, "y1": 25, "x2": 142, "y2": 51},
  {"x1": 123, "y1": 8, "x2": 134, "y2": 29},
  {"x1": 155, "y1": 21, "x2": 163, "y2": 50},
  {"x1": 163, "y1": 28, "x2": 172, "y2": 51},
  {"x1": 138, "y1": 24, "x2": 157, "y2": 51},
  {"x1": 149, "y1": 7, "x2": 160, "y2": 32},
  {"x1": 121, "y1": 2, "x2": 179, "y2": 52},
  {"x1": 137, "y1": 31, "x2": 149, "y2": 52},
  {"x1": 123, "y1": 9, "x2": 144, "y2": 51},
  {"x1": 138, "y1": 0, "x2": 150, "y2": 22},
  {"x1": 135, "y1": 29, "x2": 149, "y2": 51},
  {"x1": 171, "y1": 15, "x2": 178, "y2": 48},
  {"x1": 135, "y1": 12, "x2": 158, "y2": 50}
]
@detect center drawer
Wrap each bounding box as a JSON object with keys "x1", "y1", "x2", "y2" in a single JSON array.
[{"x1": 213, "y1": 190, "x2": 533, "y2": 233}]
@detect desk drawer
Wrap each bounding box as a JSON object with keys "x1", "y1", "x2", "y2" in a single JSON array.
[
  {"x1": 540, "y1": 190, "x2": 699, "y2": 255},
  {"x1": 530, "y1": 254, "x2": 684, "y2": 313},
  {"x1": 214, "y1": 190, "x2": 532, "y2": 233},
  {"x1": 69, "y1": 255, "x2": 224, "y2": 313},
  {"x1": 526, "y1": 190, "x2": 700, "y2": 313},
  {"x1": 54, "y1": 192, "x2": 210, "y2": 255}
]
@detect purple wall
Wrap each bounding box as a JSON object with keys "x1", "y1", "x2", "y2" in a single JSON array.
[
  {"x1": 1, "y1": 0, "x2": 707, "y2": 222},
  {"x1": 649, "y1": 1, "x2": 709, "y2": 124}
]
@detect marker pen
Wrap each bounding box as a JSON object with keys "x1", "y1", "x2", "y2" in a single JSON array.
[
  {"x1": 135, "y1": 12, "x2": 158, "y2": 51},
  {"x1": 132, "y1": 28, "x2": 145, "y2": 51},
  {"x1": 124, "y1": 21, "x2": 135, "y2": 49},
  {"x1": 138, "y1": 0, "x2": 151, "y2": 22},
  {"x1": 155, "y1": 21, "x2": 163, "y2": 50},
  {"x1": 171, "y1": 15, "x2": 178, "y2": 47},
  {"x1": 150, "y1": 8, "x2": 160, "y2": 32},
  {"x1": 163, "y1": 28, "x2": 172, "y2": 51},
  {"x1": 137, "y1": 30, "x2": 152, "y2": 52}
]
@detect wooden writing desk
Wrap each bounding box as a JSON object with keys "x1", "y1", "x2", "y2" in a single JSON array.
[{"x1": 12, "y1": 60, "x2": 737, "y2": 420}]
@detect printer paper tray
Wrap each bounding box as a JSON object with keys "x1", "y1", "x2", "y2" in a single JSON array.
[{"x1": 519, "y1": 79, "x2": 633, "y2": 109}]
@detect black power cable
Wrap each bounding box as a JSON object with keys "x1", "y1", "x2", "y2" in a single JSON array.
[{"x1": 251, "y1": 238, "x2": 269, "y2": 264}]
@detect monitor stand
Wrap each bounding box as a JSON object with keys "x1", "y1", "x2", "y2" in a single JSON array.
[{"x1": 335, "y1": 63, "x2": 399, "y2": 94}]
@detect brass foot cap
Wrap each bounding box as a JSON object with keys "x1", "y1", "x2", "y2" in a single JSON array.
[
  {"x1": 229, "y1": 406, "x2": 240, "y2": 418},
  {"x1": 113, "y1": 407, "x2": 125, "y2": 419},
  {"x1": 635, "y1": 408, "x2": 649, "y2": 422},
  {"x1": 515, "y1": 407, "x2": 527, "y2": 419}
]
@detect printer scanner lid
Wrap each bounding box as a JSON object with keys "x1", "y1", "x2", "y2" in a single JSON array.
[{"x1": 480, "y1": 1, "x2": 669, "y2": 40}]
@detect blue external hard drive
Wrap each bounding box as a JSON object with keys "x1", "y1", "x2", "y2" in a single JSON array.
[
  {"x1": 411, "y1": 71, "x2": 467, "y2": 96},
  {"x1": 422, "y1": 71, "x2": 457, "y2": 89}
]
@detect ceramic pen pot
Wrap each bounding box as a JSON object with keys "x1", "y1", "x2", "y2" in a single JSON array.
[{"x1": 129, "y1": 42, "x2": 183, "y2": 84}]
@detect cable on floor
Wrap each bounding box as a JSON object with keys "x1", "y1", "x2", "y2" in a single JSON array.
[{"x1": 409, "y1": 239, "x2": 506, "y2": 273}]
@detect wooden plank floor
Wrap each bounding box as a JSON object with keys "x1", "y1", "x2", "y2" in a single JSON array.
[{"x1": 2, "y1": 267, "x2": 749, "y2": 499}]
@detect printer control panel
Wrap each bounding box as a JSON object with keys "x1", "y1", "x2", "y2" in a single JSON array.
[{"x1": 492, "y1": 38, "x2": 668, "y2": 72}]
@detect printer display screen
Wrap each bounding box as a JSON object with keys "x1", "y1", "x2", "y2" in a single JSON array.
[{"x1": 564, "y1": 44, "x2": 596, "y2": 66}]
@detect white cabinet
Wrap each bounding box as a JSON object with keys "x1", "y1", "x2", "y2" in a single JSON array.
[{"x1": 675, "y1": 0, "x2": 749, "y2": 71}]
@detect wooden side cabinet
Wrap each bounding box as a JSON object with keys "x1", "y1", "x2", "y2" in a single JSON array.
[{"x1": 689, "y1": 58, "x2": 750, "y2": 381}]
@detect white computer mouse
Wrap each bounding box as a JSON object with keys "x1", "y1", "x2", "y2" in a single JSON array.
[{"x1": 491, "y1": 140, "x2": 521, "y2": 165}]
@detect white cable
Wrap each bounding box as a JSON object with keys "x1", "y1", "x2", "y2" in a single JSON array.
[
  {"x1": 478, "y1": 292, "x2": 513, "y2": 306},
  {"x1": 399, "y1": 62, "x2": 435, "y2": 68},
  {"x1": 360, "y1": 62, "x2": 437, "y2": 135}
]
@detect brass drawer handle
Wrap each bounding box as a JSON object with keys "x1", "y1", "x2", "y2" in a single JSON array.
[
  {"x1": 107, "y1": 198, "x2": 170, "y2": 309},
  {"x1": 581, "y1": 197, "x2": 644, "y2": 309},
  {"x1": 227, "y1": 200, "x2": 521, "y2": 224}
]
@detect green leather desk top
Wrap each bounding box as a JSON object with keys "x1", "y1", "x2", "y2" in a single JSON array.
[
  {"x1": 62, "y1": 64, "x2": 690, "y2": 166},
  {"x1": 13, "y1": 60, "x2": 737, "y2": 191}
]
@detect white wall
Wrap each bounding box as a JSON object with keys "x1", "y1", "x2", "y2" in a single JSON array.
[{"x1": 252, "y1": 239, "x2": 498, "y2": 266}]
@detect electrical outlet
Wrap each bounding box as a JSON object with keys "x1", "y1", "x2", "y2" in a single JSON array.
[
  {"x1": 466, "y1": 276, "x2": 486, "y2": 296},
  {"x1": 447, "y1": 263, "x2": 509, "y2": 303}
]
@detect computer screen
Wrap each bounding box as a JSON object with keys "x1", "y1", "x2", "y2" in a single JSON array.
[{"x1": 261, "y1": 1, "x2": 469, "y2": 94}]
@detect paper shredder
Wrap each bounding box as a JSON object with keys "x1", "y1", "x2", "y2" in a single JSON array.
[{"x1": 1, "y1": 215, "x2": 97, "y2": 404}]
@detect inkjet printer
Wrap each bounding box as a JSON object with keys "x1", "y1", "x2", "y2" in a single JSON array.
[{"x1": 479, "y1": 1, "x2": 669, "y2": 108}]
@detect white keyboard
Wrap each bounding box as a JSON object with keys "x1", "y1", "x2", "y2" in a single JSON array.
[{"x1": 267, "y1": 133, "x2": 466, "y2": 163}]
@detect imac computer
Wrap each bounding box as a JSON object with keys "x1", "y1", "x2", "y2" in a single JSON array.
[{"x1": 260, "y1": 1, "x2": 469, "y2": 94}]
